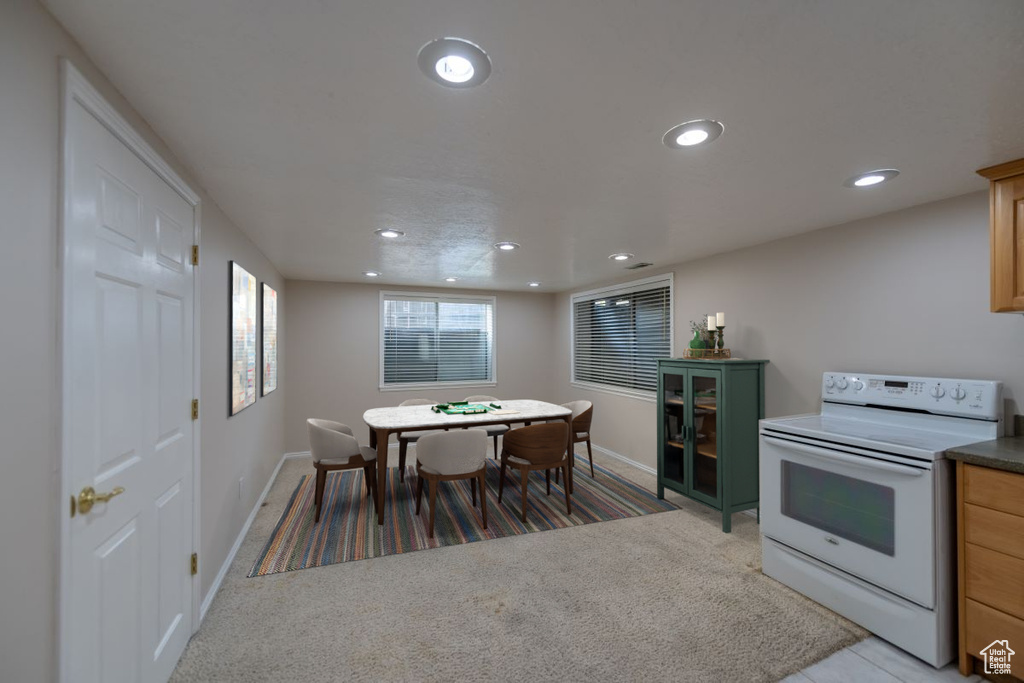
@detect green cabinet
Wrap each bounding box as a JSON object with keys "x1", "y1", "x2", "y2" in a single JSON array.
[{"x1": 657, "y1": 358, "x2": 768, "y2": 532}]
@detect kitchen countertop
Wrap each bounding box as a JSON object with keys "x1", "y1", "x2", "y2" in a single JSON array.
[{"x1": 946, "y1": 435, "x2": 1024, "y2": 474}]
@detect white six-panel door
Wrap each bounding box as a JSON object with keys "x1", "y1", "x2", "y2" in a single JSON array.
[{"x1": 62, "y1": 63, "x2": 197, "y2": 683}]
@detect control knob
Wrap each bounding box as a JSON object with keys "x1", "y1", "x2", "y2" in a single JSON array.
[
  {"x1": 950, "y1": 387, "x2": 966, "y2": 402},
  {"x1": 852, "y1": 380, "x2": 864, "y2": 391},
  {"x1": 836, "y1": 378, "x2": 849, "y2": 390},
  {"x1": 825, "y1": 378, "x2": 835, "y2": 389},
  {"x1": 930, "y1": 385, "x2": 945, "y2": 398}
]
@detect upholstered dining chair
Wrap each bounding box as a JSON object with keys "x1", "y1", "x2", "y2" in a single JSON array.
[
  {"x1": 396, "y1": 398, "x2": 441, "y2": 482},
  {"x1": 547, "y1": 400, "x2": 595, "y2": 479},
  {"x1": 498, "y1": 422, "x2": 571, "y2": 523},
  {"x1": 564, "y1": 400, "x2": 595, "y2": 477},
  {"x1": 306, "y1": 419, "x2": 378, "y2": 523},
  {"x1": 415, "y1": 429, "x2": 489, "y2": 538},
  {"x1": 464, "y1": 394, "x2": 509, "y2": 459}
]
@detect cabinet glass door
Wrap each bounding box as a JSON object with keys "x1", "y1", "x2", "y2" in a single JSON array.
[
  {"x1": 689, "y1": 371, "x2": 720, "y2": 503},
  {"x1": 661, "y1": 372, "x2": 686, "y2": 489}
]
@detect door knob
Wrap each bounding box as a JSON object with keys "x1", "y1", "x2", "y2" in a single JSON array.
[{"x1": 77, "y1": 485, "x2": 125, "y2": 514}]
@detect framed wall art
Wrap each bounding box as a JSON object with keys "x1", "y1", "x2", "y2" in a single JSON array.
[
  {"x1": 230, "y1": 261, "x2": 258, "y2": 415},
  {"x1": 262, "y1": 283, "x2": 278, "y2": 395}
]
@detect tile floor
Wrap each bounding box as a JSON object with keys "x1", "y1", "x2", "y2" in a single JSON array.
[{"x1": 785, "y1": 637, "x2": 982, "y2": 682}]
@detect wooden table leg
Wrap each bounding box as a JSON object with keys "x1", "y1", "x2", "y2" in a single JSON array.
[{"x1": 375, "y1": 428, "x2": 389, "y2": 525}]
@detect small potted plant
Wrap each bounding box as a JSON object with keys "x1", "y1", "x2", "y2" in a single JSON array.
[{"x1": 688, "y1": 317, "x2": 714, "y2": 350}]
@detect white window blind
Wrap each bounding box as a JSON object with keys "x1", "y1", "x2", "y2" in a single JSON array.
[
  {"x1": 381, "y1": 293, "x2": 495, "y2": 388},
  {"x1": 571, "y1": 275, "x2": 672, "y2": 395}
]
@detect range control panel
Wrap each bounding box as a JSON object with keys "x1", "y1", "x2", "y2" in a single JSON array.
[{"x1": 822, "y1": 372, "x2": 1002, "y2": 421}]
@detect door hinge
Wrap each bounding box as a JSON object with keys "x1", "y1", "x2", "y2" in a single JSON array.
[
  {"x1": 191, "y1": 399, "x2": 199, "y2": 421},
  {"x1": 191, "y1": 553, "x2": 198, "y2": 576},
  {"x1": 191, "y1": 245, "x2": 199, "y2": 266}
]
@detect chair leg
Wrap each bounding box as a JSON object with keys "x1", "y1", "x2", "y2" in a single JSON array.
[
  {"x1": 427, "y1": 476, "x2": 438, "y2": 538},
  {"x1": 415, "y1": 472, "x2": 424, "y2": 515},
  {"x1": 314, "y1": 467, "x2": 327, "y2": 523},
  {"x1": 364, "y1": 465, "x2": 372, "y2": 497},
  {"x1": 587, "y1": 438, "x2": 594, "y2": 477},
  {"x1": 563, "y1": 464, "x2": 572, "y2": 515},
  {"x1": 398, "y1": 439, "x2": 408, "y2": 483},
  {"x1": 471, "y1": 477, "x2": 477, "y2": 507},
  {"x1": 498, "y1": 460, "x2": 507, "y2": 503},
  {"x1": 493, "y1": 434, "x2": 499, "y2": 459},
  {"x1": 555, "y1": 468, "x2": 560, "y2": 485},
  {"x1": 520, "y1": 468, "x2": 529, "y2": 523},
  {"x1": 479, "y1": 470, "x2": 488, "y2": 529},
  {"x1": 546, "y1": 469, "x2": 551, "y2": 495}
]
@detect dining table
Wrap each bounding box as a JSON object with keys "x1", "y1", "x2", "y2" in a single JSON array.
[{"x1": 363, "y1": 399, "x2": 574, "y2": 525}]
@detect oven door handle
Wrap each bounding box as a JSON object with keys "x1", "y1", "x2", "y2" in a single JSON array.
[{"x1": 761, "y1": 435, "x2": 926, "y2": 477}]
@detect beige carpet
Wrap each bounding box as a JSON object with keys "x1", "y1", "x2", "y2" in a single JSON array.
[{"x1": 171, "y1": 450, "x2": 866, "y2": 682}]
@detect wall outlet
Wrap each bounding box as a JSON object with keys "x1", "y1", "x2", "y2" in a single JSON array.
[{"x1": 238, "y1": 477, "x2": 244, "y2": 500}]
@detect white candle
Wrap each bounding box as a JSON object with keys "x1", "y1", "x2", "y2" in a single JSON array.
[
  {"x1": 716, "y1": 312, "x2": 725, "y2": 327},
  {"x1": 707, "y1": 314, "x2": 716, "y2": 331}
]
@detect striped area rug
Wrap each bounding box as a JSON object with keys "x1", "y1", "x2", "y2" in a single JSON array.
[{"x1": 249, "y1": 455, "x2": 677, "y2": 576}]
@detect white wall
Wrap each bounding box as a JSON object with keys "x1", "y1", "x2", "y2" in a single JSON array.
[
  {"x1": 283, "y1": 281, "x2": 557, "y2": 451},
  {"x1": 0, "y1": 2, "x2": 286, "y2": 680},
  {"x1": 553, "y1": 192, "x2": 1024, "y2": 469}
]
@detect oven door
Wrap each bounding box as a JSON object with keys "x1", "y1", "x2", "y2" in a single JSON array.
[{"x1": 760, "y1": 432, "x2": 937, "y2": 608}]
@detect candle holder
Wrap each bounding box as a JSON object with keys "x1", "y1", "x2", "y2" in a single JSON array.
[
  {"x1": 716, "y1": 325, "x2": 725, "y2": 350},
  {"x1": 706, "y1": 329, "x2": 716, "y2": 348}
]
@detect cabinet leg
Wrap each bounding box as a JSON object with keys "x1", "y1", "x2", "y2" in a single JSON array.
[
  {"x1": 722, "y1": 511, "x2": 731, "y2": 533},
  {"x1": 657, "y1": 484, "x2": 664, "y2": 499}
]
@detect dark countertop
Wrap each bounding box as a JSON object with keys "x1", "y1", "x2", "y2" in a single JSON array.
[{"x1": 946, "y1": 436, "x2": 1024, "y2": 475}]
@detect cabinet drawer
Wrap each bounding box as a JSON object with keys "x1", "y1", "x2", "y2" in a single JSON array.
[
  {"x1": 965, "y1": 598, "x2": 1024, "y2": 670},
  {"x1": 966, "y1": 543, "x2": 1024, "y2": 620},
  {"x1": 965, "y1": 503, "x2": 1024, "y2": 561},
  {"x1": 964, "y1": 464, "x2": 1024, "y2": 517}
]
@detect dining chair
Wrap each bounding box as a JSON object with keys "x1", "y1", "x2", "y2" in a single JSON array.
[
  {"x1": 397, "y1": 398, "x2": 440, "y2": 482},
  {"x1": 564, "y1": 400, "x2": 595, "y2": 477},
  {"x1": 546, "y1": 400, "x2": 595, "y2": 479},
  {"x1": 498, "y1": 422, "x2": 571, "y2": 523},
  {"x1": 306, "y1": 419, "x2": 378, "y2": 523},
  {"x1": 464, "y1": 394, "x2": 509, "y2": 459},
  {"x1": 415, "y1": 429, "x2": 489, "y2": 538}
]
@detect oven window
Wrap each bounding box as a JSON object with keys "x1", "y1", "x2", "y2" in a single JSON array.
[{"x1": 781, "y1": 461, "x2": 895, "y2": 556}]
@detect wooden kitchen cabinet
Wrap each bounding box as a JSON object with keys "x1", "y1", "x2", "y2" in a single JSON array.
[
  {"x1": 977, "y1": 158, "x2": 1024, "y2": 313},
  {"x1": 957, "y1": 461, "x2": 1024, "y2": 677}
]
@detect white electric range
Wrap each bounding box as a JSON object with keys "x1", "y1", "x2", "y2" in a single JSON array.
[{"x1": 759, "y1": 372, "x2": 1003, "y2": 667}]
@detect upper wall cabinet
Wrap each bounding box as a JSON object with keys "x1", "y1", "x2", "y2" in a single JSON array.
[{"x1": 977, "y1": 158, "x2": 1024, "y2": 312}]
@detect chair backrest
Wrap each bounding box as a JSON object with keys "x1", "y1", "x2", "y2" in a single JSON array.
[
  {"x1": 464, "y1": 395, "x2": 498, "y2": 403},
  {"x1": 563, "y1": 400, "x2": 593, "y2": 433},
  {"x1": 399, "y1": 398, "x2": 437, "y2": 406},
  {"x1": 307, "y1": 419, "x2": 360, "y2": 464},
  {"x1": 416, "y1": 429, "x2": 488, "y2": 475},
  {"x1": 502, "y1": 423, "x2": 569, "y2": 466}
]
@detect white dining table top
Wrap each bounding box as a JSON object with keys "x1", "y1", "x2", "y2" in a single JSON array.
[{"x1": 363, "y1": 399, "x2": 571, "y2": 430}]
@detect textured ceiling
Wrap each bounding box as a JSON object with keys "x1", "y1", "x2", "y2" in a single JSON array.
[{"x1": 44, "y1": 0, "x2": 1024, "y2": 291}]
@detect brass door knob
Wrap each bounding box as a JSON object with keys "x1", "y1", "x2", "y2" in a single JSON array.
[{"x1": 77, "y1": 485, "x2": 125, "y2": 515}]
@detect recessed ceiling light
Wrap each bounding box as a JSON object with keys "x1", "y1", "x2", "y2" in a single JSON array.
[
  {"x1": 595, "y1": 300, "x2": 607, "y2": 306},
  {"x1": 528, "y1": 282, "x2": 541, "y2": 287},
  {"x1": 663, "y1": 119, "x2": 724, "y2": 149},
  {"x1": 844, "y1": 169, "x2": 900, "y2": 188},
  {"x1": 609, "y1": 252, "x2": 634, "y2": 261},
  {"x1": 615, "y1": 299, "x2": 630, "y2": 306},
  {"x1": 494, "y1": 241, "x2": 520, "y2": 251},
  {"x1": 363, "y1": 271, "x2": 381, "y2": 278},
  {"x1": 418, "y1": 38, "x2": 491, "y2": 88},
  {"x1": 375, "y1": 228, "x2": 404, "y2": 238},
  {"x1": 444, "y1": 277, "x2": 459, "y2": 282}
]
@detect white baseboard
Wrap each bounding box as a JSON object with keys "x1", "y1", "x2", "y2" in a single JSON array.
[
  {"x1": 199, "y1": 451, "x2": 305, "y2": 621},
  {"x1": 590, "y1": 443, "x2": 758, "y2": 518},
  {"x1": 589, "y1": 443, "x2": 657, "y2": 477}
]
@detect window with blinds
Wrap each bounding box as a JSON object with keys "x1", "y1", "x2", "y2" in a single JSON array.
[
  {"x1": 571, "y1": 275, "x2": 673, "y2": 395},
  {"x1": 380, "y1": 293, "x2": 496, "y2": 388}
]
